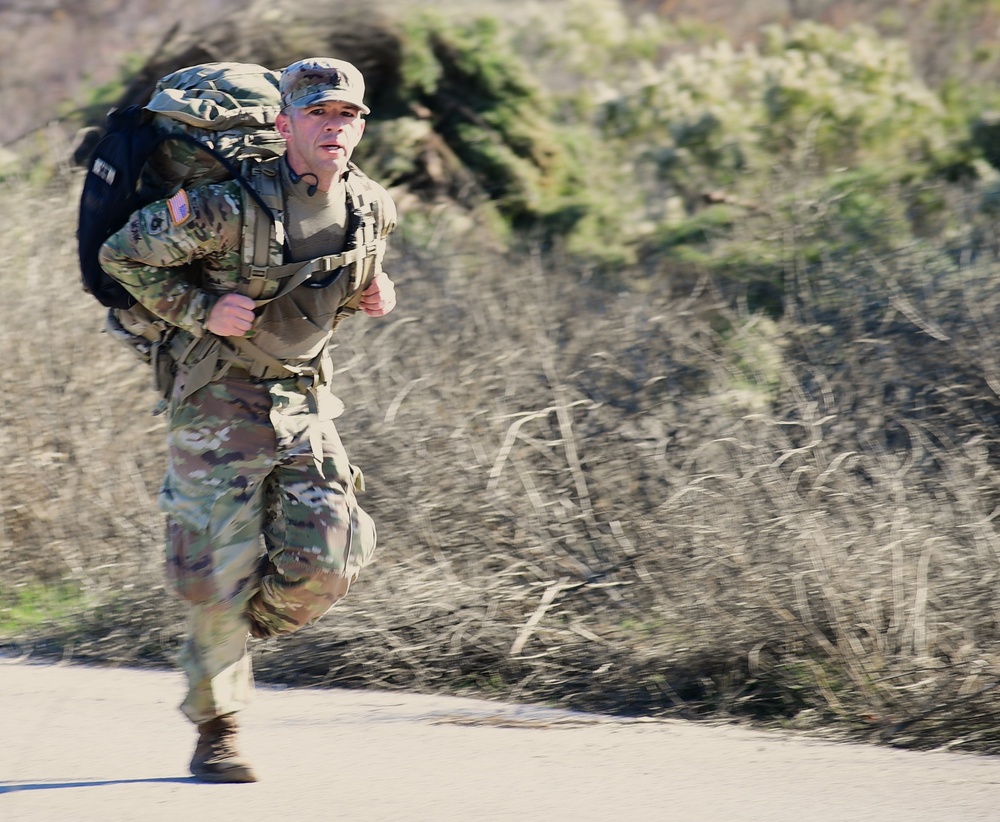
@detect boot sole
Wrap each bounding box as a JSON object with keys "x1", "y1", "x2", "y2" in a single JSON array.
[{"x1": 190, "y1": 765, "x2": 259, "y2": 783}]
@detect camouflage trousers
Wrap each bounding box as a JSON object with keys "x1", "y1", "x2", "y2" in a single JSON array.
[{"x1": 159, "y1": 375, "x2": 377, "y2": 724}]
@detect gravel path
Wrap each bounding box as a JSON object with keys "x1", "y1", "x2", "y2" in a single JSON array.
[{"x1": 2, "y1": 659, "x2": 999, "y2": 821}]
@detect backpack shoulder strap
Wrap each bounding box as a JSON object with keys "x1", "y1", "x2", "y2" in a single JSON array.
[
  {"x1": 240, "y1": 159, "x2": 286, "y2": 299},
  {"x1": 337, "y1": 163, "x2": 393, "y2": 312}
]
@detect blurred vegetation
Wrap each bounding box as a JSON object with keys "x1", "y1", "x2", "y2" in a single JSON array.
[{"x1": 8, "y1": 0, "x2": 1000, "y2": 756}]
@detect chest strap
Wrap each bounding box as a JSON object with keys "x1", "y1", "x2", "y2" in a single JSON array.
[{"x1": 248, "y1": 239, "x2": 385, "y2": 291}]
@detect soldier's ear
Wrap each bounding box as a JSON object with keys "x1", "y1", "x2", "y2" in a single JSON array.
[{"x1": 276, "y1": 111, "x2": 291, "y2": 140}]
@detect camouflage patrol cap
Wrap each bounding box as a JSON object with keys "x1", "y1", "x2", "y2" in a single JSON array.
[{"x1": 279, "y1": 58, "x2": 370, "y2": 115}]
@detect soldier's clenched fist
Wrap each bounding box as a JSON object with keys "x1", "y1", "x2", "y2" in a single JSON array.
[{"x1": 205, "y1": 293, "x2": 256, "y2": 337}]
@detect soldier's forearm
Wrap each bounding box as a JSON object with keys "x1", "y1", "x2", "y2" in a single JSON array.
[{"x1": 98, "y1": 253, "x2": 213, "y2": 335}]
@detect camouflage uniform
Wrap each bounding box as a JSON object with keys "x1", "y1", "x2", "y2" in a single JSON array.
[{"x1": 100, "y1": 164, "x2": 394, "y2": 723}]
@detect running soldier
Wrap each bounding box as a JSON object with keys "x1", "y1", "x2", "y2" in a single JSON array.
[{"x1": 99, "y1": 57, "x2": 397, "y2": 783}]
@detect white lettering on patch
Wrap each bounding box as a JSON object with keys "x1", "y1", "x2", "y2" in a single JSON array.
[{"x1": 92, "y1": 158, "x2": 116, "y2": 186}]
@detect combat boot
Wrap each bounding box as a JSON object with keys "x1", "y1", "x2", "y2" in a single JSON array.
[{"x1": 189, "y1": 713, "x2": 258, "y2": 783}]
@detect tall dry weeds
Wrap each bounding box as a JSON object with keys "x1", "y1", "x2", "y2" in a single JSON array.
[{"x1": 6, "y1": 130, "x2": 1000, "y2": 755}]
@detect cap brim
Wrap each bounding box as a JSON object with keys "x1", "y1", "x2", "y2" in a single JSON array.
[{"x1": 289, "y1": 90, "x2": 370, "y2": 115}]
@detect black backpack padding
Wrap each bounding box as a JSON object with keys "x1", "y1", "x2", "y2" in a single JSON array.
[{"x1": 77, "y1": 105, "x2": 168, "y2": 310}]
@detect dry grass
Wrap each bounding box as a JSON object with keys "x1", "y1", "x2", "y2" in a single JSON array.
[
  {"x1": 6, "y1": 0, "x2": 1000, "y2": 755},
  {"x1": 6, "y1": 144, "x2": 1000, "y2": 755}
]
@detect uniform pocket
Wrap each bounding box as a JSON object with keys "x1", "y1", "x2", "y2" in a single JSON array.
[
  {"x1": 164, "y1": 516, "x2": 220, "y2": 604},
  {"x1": 349, "y1": 462, "x2": 365, "y2": 493}
]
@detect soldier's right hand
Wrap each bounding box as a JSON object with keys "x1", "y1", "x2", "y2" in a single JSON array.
[{"x1": 205, "y1": 293, "x2": 256, "y2": 337}]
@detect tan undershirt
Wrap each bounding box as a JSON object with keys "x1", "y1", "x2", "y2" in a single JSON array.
[{"x1": 281, "y1": 160, "x2": 349, "y2": 262}]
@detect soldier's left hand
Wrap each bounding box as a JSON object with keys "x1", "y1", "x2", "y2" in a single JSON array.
[{"x1": 360, "y1": 271, "x2": 396, "y2": 317}]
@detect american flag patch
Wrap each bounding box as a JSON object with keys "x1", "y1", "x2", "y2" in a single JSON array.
[{"x1": 167, "y1": 189, "x2": 191, "y2": 226}]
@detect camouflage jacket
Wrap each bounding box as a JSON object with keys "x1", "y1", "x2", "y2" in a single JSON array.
[{"x1": 98, "y1": 160, "x2": 397, "y2": 362}]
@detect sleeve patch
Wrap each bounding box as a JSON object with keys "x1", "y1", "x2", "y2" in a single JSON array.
[
  {"x1": 142, "y1": 206, "x2": 167, "y2": 236},
  {"x1": 167, "y1": 189, "x2": 192, "y2": 226}
]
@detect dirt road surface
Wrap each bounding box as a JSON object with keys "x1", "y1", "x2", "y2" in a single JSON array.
[{"x1": 2, "y1": 658, "x2": 999, "y2": 821}]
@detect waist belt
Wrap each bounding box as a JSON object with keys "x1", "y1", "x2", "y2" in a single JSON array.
[{"x1": 224, "y1": 362, "x2": 295, "y2": 381}]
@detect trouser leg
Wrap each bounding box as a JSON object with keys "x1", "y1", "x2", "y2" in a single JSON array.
[
  {"x1": 247, "y1": 416, "x2": 379, "y2": 638},
  {"x1": 168, "y1": 492, "x2": 268, "y2": 722},
  {"x1": 177, "y1": 601, "x2": 255, "y2": 724},
  {"x1": 160, "y1": 380, "x2": 275, "y2": 723}
]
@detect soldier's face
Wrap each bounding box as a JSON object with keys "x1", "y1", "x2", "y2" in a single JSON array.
[{"x1": 277, "y1": 102, "x2": 366, "y2": 187}]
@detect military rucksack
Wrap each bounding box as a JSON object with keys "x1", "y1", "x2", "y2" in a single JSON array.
[{"x1": 78, "y1": 62, "x2": 286, "y2": 313}]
